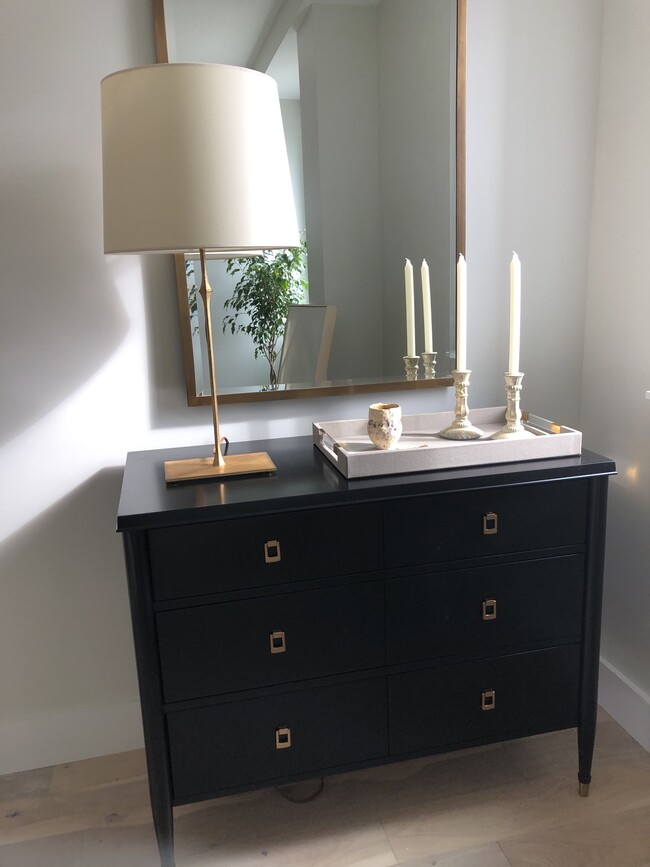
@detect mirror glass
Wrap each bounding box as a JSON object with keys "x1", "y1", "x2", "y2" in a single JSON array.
[{"x1": 162, "y1": 0, "x2": 462, "y2": 404}]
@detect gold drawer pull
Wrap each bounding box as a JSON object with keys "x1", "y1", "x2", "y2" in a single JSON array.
[
  {"x1": 481, "y1": 689, "x2": 496, "y2": 711},
  {"x1": 275, "y1": 726, "x2": 292, "y2": 749},
  {"x1": 483, "y1": 512, "x2": 498, "y2": 535},
  {"x1": 482, "y1": 599, "x2": 497, "y2": 620},
  {"x1": 269, "y1": 630, "x2": 286, "y2": 654},
  {"x1": 264, "y1": 540, "x2": 281, "y2": 563}
]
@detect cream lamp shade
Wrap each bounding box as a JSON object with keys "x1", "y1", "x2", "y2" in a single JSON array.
[
  {"x1": 101, "y1": 63, "x2": 300, "y2": 254},
  {"x1": 100, "y1": 62, "x2": 300, "y2": 483}
]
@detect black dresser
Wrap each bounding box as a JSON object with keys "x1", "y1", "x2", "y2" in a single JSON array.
[{"x1": 117, "y1": 436, "x2": 615, "y2": 867}]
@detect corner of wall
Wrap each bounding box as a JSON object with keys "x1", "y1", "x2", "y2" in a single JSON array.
[{"x1": 599, "y1": 657, "x2": 650, "y2": 753}]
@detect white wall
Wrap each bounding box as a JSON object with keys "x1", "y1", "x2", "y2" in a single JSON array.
[
  {"x1": 466, "y1": 0, "x2": 603, "y2": 425},
  {"x1": 0, "y1": 0, "x2": 180, "y2": 775},
  {"x1": 580, "y1": 0, "x2": 650, "y2": 748}
]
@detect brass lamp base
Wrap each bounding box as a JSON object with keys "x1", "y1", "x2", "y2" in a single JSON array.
[
  {"x1": 164, "y1": 250, "x2": 279, "y2": 485},
  {"x1": 164, "y1": 451, "x2": 276, "y2": 483}
]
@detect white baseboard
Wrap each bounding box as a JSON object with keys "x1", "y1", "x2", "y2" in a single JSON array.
[
  {"x1": 0, "y1": 700, "x2": 144, "y2": 776},
  {"x1": 599, "y1": 657, "x2": 650, "y2": 752}
]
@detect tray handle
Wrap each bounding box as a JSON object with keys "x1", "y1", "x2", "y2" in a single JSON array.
[{"x1": 315, "y1": 425, "x2": 341, "y2": 462}]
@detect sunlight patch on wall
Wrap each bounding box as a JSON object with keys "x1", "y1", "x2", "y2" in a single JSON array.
[{"x1": 0, "y1": 257, "x2": 210, "y2": 547}]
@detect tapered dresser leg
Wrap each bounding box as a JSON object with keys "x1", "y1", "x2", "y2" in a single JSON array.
[
  {"x1": 577, "y1": 477, "x2": 608, "y2": 797},
  {"x1": 151, "y1": 792, "x2": 175, "y2": 867}
]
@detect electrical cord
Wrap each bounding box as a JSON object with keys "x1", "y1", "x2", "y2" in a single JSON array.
[{"x1": 276, "y1": 777, "x2": 325, "y2": 803}]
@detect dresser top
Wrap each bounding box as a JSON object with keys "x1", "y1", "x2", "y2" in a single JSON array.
[{"x1": 116, "y1": 436, "x2": 615, "y2": 532}]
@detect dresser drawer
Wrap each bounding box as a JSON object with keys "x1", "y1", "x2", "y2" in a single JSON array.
[
  {"x1": 167, "y1": 677, "x2": 388, "y2": 799},
  {"x1": 384, "y1": 480, "x2": 587, "y2": 569},
  {"x1": 386, "y1": 555, "x2": 584, "y2": 665},
  {"x1": 388, "y1": 645, "x2": 580, "y2": 756},
  {"x1": 157, "y1": 580, "x2": 384, "y2": 702},
  {"x1": 148, "y1": 503, "x2": 381, "y2": 601}
]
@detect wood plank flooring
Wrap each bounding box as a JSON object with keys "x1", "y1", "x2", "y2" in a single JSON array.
[{"x1": 1, "y1": 709, "x2": 649, "y2": 866}]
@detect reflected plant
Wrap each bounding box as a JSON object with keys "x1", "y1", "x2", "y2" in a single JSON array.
[
  {"x1": 185, "y1": 259, "x2": 199, "y2": 335},
  {"x1": 222, "y1": 239, "x2": 308, "y2": 386}
]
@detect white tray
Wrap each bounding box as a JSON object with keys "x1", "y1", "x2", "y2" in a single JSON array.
[{"x1": 312, "y1": 406, "x2": 582, "y2": 479}]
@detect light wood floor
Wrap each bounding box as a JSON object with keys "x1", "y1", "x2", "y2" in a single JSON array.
[{"x1": 1, "y1": 709, "x2": 649, "y2": 866}]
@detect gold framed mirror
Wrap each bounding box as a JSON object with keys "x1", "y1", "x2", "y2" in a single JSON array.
[{"x1": 153, "y1": 0, "x2": 466, "y2": 405}]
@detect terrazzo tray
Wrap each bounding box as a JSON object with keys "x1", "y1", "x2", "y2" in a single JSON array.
[{"x1": 312, "y1": 406, "x2": 582, "y2": 479}]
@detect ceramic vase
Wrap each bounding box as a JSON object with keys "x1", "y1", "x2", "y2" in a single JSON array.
[{"x1": 367, "y1": 403, "x2": 402, "y2": 450}]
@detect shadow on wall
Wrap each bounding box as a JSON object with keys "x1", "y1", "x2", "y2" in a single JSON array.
[
  {"x1": 141, "y1": 254, "x2": 284, "y2": 435},
  {"x1": 140, "y1": 254, "x2": 204, "y2": 432},
  {"x1": 0, "y1": 170, "x2": 129, "y2": 448},
  {"x1": 0, "y1": 467, "x2": 138, "y2": 718}
]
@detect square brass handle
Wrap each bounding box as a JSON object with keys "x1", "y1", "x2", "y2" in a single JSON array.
[
  {"x1": 264, "y1": 540, "x2": 281, "y2": 563},
  {"x1": 269, "y1": 630, "x2": 286, "y2": 654},
  {"x1": 275, "y1": 726, "x2": 291, "y2": 749},
  {"x1": 482, "y1": 599, "x2": 497, "y2": 620},
  {"x1": 483, "y1": 512, "x2": 498, "y2": 535},
  {"x1": 481, "y1": 689, "x2": 496, "y2": 711}
]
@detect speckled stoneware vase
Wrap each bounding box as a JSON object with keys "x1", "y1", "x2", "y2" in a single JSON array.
[{"x1": 367, "y1": 403, "x2": 402, "y2": 450}]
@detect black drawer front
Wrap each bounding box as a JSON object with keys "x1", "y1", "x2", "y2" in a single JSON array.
[
  {"x1": 384, "y1": 481, "x2": 588, "y2": 568},
  {"x1": 386, "y1": 555, "x2": 584, "y2": 665},
  {"x1": 168, "y1": 678, "x2": 388, "y2": 799},
  {"x1": 388, "y1": 645, "x2": 580, "y2": 756},
  {"x1": 149, "y1": 503, "x2": 381, "y2": 601},
  {"x1": 158, "y1": 581, "x2": 385, "y2": 702}
]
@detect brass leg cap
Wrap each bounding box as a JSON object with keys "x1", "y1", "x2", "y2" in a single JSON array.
[{"x1": 578, "y1": 782, "x2": 590, "y2": 797}]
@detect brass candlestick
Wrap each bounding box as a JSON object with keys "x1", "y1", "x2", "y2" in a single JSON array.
[
  {"x1": 439, "y1": 370, "x2": 484, "y2": 440},
  {"x1": 490, "y1": 372, "x2": 535, "y2": 440}
]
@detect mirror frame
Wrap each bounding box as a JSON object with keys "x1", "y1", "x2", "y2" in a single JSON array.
[{"x1": 153, "y1": 0, "x2": 466, "y2": 406}]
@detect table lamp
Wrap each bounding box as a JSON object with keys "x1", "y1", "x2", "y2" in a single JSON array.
[{"x1": 101, "y1": 63, "x2": 300, "y2": 482}]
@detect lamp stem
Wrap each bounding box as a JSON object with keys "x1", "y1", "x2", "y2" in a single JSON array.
[
  {"x1": 162, "y1": 248, "x2": 276, "y2": 482},
  {"x1": 199, "y1": 248, "x2": 225, "y2": 467}
]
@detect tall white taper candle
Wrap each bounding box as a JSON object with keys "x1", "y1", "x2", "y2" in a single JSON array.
[
  {"x1": 456, "y1": 254, "x2": 467, "y2": 370},
  {"x1": 405, "y1": 258, "x2": 416, "y2": 357},
  {"x1": 421, "y1": 259, "x2": 433, "y2": 353},
  {"x1": 509, "y1": 252, "x2": 521, "y2": 373}
]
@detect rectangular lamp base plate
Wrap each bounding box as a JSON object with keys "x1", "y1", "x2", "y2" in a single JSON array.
[{"x1": 164, "y1": 451, "x2": 277, "y2": 483}]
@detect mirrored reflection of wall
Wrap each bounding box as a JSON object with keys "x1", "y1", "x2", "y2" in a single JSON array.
[
  {"x1": 378, "y1": 0, "x2": 454, "y2": 374},
  {"x1": 298, "y1": 3, "x2": 383, "y2": 382},
  {"x1": 163, "y1": 0, "x2": 459, "y2": 399},
  {"x1": 297, "y1": 0, "x2": 454, "y2": 382}
]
